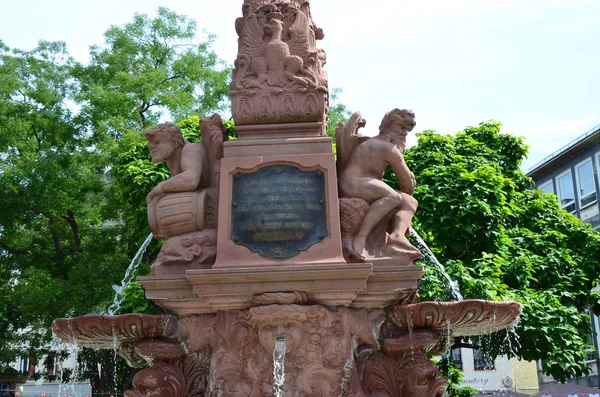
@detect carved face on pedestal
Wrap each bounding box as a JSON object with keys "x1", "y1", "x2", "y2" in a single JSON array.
[{"x1": 144, "y1": 123, "x2": 184, "y2": 164}]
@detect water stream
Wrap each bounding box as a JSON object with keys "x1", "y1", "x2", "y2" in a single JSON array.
[
  {"x1": 273, "y1": 338, "x2": 287, "y2": 397},
  {"x1": 107, "y1": 233, "x2": 153, "y2": 315},
  {"x1": 409, "y1": 228, "x2": 464, "y2": 301}
]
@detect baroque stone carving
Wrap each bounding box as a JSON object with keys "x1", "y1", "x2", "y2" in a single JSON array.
[
  {"x1": 348, "y1": 308, "x2": 385, "y2": 353},
  {"x1": 230, "y1": 0, "x2": 328, "y2": 127},
  {"x1": 124, "y1": 350, "x2": 212, "y2": 397},
  {"x1": 208, "y1": 304, "x2": 352, "y2": 397},
  {"x1": 181, "y1": 314, "x2": 216, "y2": 353},
  {"x1": 52, "y1": 303, "x2": 521, "y2": 396},
  {"x1": 356, "y1": 349, "x2": 448, "y2": 397},
  {"x1": 145, "y1": 115, "x2": 226, "y2": 275},
  {"x1": 355, "y1": 328, "x2": 449, "y2": 397},
  {"x1": 387, "y1": 300, "x2": 523, "y2": 338},
  {"x1": 51, "y1": 314, "x2": 179, "y2": 348},
  {"x1": 337, "y1": 111, "x2": 421, "y2": 263},
  {"x1": 251, "y1": 291, "x2": 309, "y2": 305}
]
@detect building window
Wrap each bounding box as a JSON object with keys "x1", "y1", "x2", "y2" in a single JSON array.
[
  {"x1": 556, "y1": 170, "x2": 576, "y2": 212},
  {"x1": 473, "y1": 349, "x2": 495, "y2": 370},
  {"x1": 538, "y1": 180, "x2": 555, "y2": 195},
  {"x1": 451, "y1": 348, "x2": 463, "y2": 370},
  {"x1": 575, "y1": 158, "x2": 597, "y2": 208}
]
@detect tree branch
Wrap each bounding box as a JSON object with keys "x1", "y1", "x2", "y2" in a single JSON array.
[
  {"x1": 161, "y1": 74, "x2": 181, "y2": 84},
  {"x1": 48, "y1": 218, "x2": 65, "y2": 266},
  {"x1": 138, "y1": 102, "x2": 151, "y2": 128},
  {"x1": 61, "y1": 211, "x2": 82, "y2": 253},
  {"x1": 31, "y1": 126, "x2": 42, "y2": 153},
  {"x1": 0, "y1": 239, "x2": 27, "y2": 255}
]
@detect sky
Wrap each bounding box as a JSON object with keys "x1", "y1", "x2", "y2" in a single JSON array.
[{"x1": 1, "y1": 0, "x2": 599, "y2": 170}]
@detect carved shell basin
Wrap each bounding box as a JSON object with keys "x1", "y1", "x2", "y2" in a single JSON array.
[
  {"x1": 388, "y1": 299, "x2": 521, "y2": 337},
  {"x1": 52, "y1": 314, "x2": 180, "y2": 348}
]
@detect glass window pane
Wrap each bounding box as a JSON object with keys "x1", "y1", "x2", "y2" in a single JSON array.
[
  {"x1": 582, "y1": 193, "x2": 597, "y2": 207},
  {"x1": 557, "y1": 172, "x2": 575, "y2": 207},
  {"x1": 577, "y1": 160, "x2": 596, "y2": 203},
  {"x1": 540, "y1": 181, "x2": 554, "y2": 195},
  {"x1": 451, "y1": 348, "x2": 463, "y2": 370}
]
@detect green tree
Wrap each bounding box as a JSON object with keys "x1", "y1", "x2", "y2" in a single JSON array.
[
  {"x1": 75, "y1": 7, "x2": 230, "y2": 141},
  {"x1": 326, "y1": 87, "x2": 352, "y2": 139},
  {"x1": 402, "y1": 121, "x2": 600, "y2": 384},
  {"x1": 0, "y1": 40, "x2": 126, "y2": 368},
  {"x1": 0, "y1": 7, "x2": 231, "y2": 396}
]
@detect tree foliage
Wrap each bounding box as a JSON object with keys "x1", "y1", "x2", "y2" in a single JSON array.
[
  {"x1": 0, "y1": 7, "x2": 230, "y2": 395},
  {"x1": 75, "y1": 7, "x2": 230, "y2": 140},
  {"x1": 326, "y1": 88, "x2": 352, "y2": 139},
  {"x1": 0, "y1": 40, "x2": 125, "y2": 365},
  {"x1": 403, "y1": 121, "x2": 600, "y2": 382}
]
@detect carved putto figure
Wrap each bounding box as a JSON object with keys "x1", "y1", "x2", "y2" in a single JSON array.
[
  {"x1": 230, "y1": 0, "x2": 328, "y2": 126},
  {"x1": 144, "y1": 115, "x2": 226, "y2": 275},
  {"x1": 337, "y1": 109, "x2": 421, "y2": 262}
]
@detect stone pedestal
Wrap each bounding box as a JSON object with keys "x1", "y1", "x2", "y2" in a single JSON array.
[
  {"x1": 53, "y1": 301, "x2": 521, "y2": 397},
  {"x1": 138, "y1": 261, "x2": 423, "y2": 315}
]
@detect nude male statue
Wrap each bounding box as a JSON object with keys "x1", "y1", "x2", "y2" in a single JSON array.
[
  {"x1": 144, "y1": 122, "x2": 208, "y2": 237},
  {"x1": 338, "y1": 109, "x2": 418, "y2": 257}
]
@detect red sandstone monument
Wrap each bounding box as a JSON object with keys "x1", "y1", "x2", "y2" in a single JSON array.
[{"x1": 53, "y1": 1, "x2": 521, "y2": 396}]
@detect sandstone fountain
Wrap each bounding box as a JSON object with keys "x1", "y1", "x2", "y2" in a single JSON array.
[{"x1": 53, "y1": 1, "x2": 521, "y2": 396}]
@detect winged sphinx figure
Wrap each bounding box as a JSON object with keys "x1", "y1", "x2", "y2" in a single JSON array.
[
  {"x1": 144, "y1": 114, "x2": 226, "y2": 275},
  {"x1": 336, "y1": 110, "x2": 421, "y2": 263}
]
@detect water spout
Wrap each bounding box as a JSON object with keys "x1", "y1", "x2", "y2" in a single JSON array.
[
  {"x1": 107, "y1": 233, "x2": 153, "y2": 315},
  {"x1": 410, "y1": 228, "x2": 463, "y2": 301},
  {"x1": 273, "y1": 337, "x2": 287, "y2": 397}
]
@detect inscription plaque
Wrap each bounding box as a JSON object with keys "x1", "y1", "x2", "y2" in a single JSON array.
[{"x1": 231, "y1": 165, "x2": 327, "y2": 259}]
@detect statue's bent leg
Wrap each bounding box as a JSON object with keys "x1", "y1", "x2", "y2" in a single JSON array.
[
  {"x1": 354, "y1": 194, "x2": 402, "y2": 256},
  {"x1": 388, "y1": 193, "x2": 418, "y2": 248}
]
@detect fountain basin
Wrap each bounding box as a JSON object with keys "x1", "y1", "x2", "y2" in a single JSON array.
[
  {"x1": 52, "y1": 313, "x2": 179, "y2": 348},
  {"x1": 388, "y1": 299, "x2": 522, "y2": 337}
]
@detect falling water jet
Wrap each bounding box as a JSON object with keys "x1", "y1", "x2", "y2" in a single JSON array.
[
  {"x1": 409, "y1": 228, "x2": 464, "y2": 301},
  {"x1": 107, "y1": 233, "x2": 153, "y2": 315},
  {"x1": 273, "y1": 338, "x2": 287, "y2": 397}
]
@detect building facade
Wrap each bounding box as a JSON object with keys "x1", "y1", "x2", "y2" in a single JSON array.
[
  {"x1": 9, "y1": 353, "x2": 91, "y2": 397},
  {"x1": 450, "y1": 348, "x2": 539, "y2": 395},
  {"x1": 526, "y1": 123, "x2": 600, "y2": 389},
  {"x1": 527, "y1": 124, "x2": 600, "y2": 231}
]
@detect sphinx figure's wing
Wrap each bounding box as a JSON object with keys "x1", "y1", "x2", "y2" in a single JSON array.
[
  {"x1": 336, "y1": 111, "x2": 368, "y2": 177},
  {"x1": 242, "y1": 13, "x2": 264, "y2": 59},
  {"x1": 200, "y1": 114, "x2": 226, "y2": 190},
  {"x1": 287, "y1": 6, "x2": 314, "y2": 59},
  {"x1": 287, "y1": 6, "x2": 311, "y2": 57}
]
